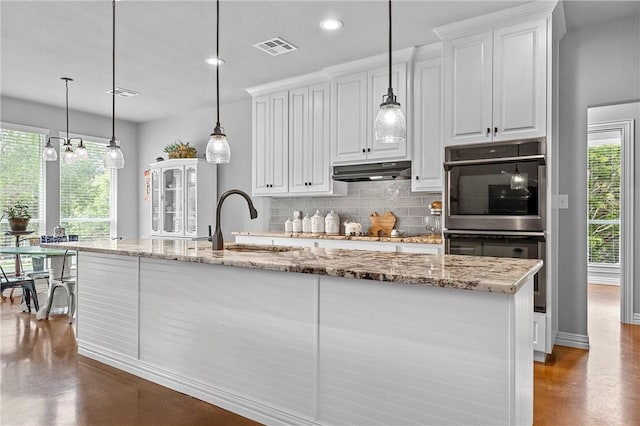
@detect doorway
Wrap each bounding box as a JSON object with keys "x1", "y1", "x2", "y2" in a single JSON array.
[{"x1": 587, "y1": 103, "x2": 636, "y2": 324}]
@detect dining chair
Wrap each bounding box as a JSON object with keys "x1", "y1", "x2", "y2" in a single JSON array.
[
  {"x1": 0, "y1": 264, "x2": 39, "y2": 312},
  {"x1": 43, "y1": 250, "x2": 75, "y2": 324}
]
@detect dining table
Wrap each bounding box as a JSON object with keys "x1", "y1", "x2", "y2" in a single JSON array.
[{"x1": 0, "y1": 246, "x2": 75, "y2": 318}]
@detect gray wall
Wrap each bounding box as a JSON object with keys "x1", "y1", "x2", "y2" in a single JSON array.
[
  {"x1": 0, "y1": 95, "x2": 139, "y2": 238},
  {"x1": 269, "y1": 180, "x2": 440, "y2": 236},
  {"x1": 137, "y1": 99, "x2": 269, "y2": 240},
  {"x1": 557, "y1": 13, "x2": 640, "y2": 337}
]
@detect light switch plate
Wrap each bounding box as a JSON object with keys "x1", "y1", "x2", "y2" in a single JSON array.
[{"x1": 558, "y1": 194, "x2": 569, "y2": 209}]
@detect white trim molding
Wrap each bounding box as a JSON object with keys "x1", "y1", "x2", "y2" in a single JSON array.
[
  {"x1": 555, "y1": 332, "x2": 590, "y2": 350},
  {"x1": 588, "y1": 263, "x2": 621, "y2": 286},
  {"x1": 588, "y1": 119, "x2": 635, "y2": 324},
  {"x1": 633, "y1": 313, "x2": 640, "y2": 326}
]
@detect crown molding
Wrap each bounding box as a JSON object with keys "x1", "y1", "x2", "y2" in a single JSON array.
[
  {"x1": 246, "y1": 71, "x2": 328, "y2": 97},
  {"x1": 323, "y1": 46, "x2": 415, "y2": 79},
  {"x1": 434, "y1": 1, "x2": 559, "y2": 41}
]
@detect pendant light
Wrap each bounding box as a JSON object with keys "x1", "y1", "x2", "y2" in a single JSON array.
[
  {"x1": 43, "y1": 77, "x2": 86, "y2": 163},
  {"x1": 103, "y1": 0, "x2": 125, "y2": 169},
  {"x1": 205, "y1": 0, "x2": 231, "y2": 164},
  {"x1": 374, "y1": 0, "x2": 406, "y2": 144}
]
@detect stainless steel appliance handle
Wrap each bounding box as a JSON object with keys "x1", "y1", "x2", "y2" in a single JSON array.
[
  {"x1": 444, "y1": 229, "x2": 545, "y2": 238},
  {"x1": 443, "y1": 154, "x2": 546, "y2": 169}
]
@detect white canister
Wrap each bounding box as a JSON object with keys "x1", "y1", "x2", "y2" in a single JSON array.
[
  {"x1": 292, "y1": 216, "x2": 302, "y2": 233},
  {"x1": 325, "y1": 210, "x2": 340, "y2": 235},
  {"x1": 284, "y1": 218, "x2": 293, "y2": 233},
  {"x1": 302, "y1": 214, "x2": 311, "y2": 233},
  {"x1": 311, "y1": 210, "x2": 324, "y2": 234}
]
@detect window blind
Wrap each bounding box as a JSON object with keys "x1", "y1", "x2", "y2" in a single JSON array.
[
  {"x1": 0, "y1": 125, "x2": 46, "y2": 249},
  {"x1": 59, "y1": 139, "x2": 117, "y2": 240},
  {"x1": 587, "y1": 141, "x2": 621, "y2": 264}
]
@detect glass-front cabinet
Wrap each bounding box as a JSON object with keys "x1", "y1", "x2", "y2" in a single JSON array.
[{"x1": 149, "y1": 159, "x2": 216, "y2": 238}]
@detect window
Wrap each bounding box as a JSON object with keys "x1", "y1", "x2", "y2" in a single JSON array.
[
  {"x1": 587, "y1": 131, "x2": 621, "y2": 265},
  {"x1": 0, "y1": 124, "x2": 46, "y2": 248},
  {"x1": 59, "y1": 137, "x2": 117, "y2": 240}
]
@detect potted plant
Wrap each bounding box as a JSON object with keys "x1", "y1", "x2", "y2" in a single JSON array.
[
  {"x1": 163, "y1": 140, "x2": 197, "y2": 159},
  {"x1": 1, "y1": 202, "x2": 31, "y2": 232}
]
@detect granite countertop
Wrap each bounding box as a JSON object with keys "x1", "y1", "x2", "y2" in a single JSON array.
[
  {"x1": 44, "y1": 239, "x2": 541, "y2": 294},
  {"x1": 232, "y1": 231, "x2": 443, "y2": 244}
]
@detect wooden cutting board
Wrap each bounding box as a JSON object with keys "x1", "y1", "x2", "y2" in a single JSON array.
[{"x1": 368, "y1": 211, "x2": 396, "y2": 237}]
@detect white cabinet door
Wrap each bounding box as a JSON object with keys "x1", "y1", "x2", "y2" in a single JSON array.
[
  {"x1": 161, "y1": 167, "x2": 184, "y2": 236},
  {"x1": 332, "y1": 72, "x2": 368, "y2": 164},
  {"x1": 444, "y1": 31, "x2": 493, "y2": 146},
  {"x1": 368, "y1": 63, "x2": 408, "y2": 160},
  {"x1": 412, "y1": 57, "x2": 443, "y2": 192},
  {"x1": 289, "y1": 86, "x2": 309, "y2": 194},
  {"x1": 308, "y1": 82, "x2": 331, "y2": 193},
  {"x1": 252, "y1": 95, "x2": 271, "y2": 195},
  {"x1": 270, "y1": 91, "x2": 289, "y2": 194},
  {"x1": 252, "y1": 91, "x2": 289, "y2": 195},
  {"x1": 493, "y1": 19, "x2": 547, "y2": 141}
]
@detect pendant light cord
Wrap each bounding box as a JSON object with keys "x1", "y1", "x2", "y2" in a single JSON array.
[
  {"x1": 112, "y1": 0, "x2": 116, "y2": 143},
  {"x1": 387, "y1": 0, "x2": 392, "y2": 94},
  {"x1": 65, "y1": 79, "x2": 69, "y2": 141},
  {"x1": 216, "y1": 0, "x2": 220, "y2": 129}
]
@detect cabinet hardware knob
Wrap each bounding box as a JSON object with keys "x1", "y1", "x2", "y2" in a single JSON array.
[
  {"x1": 367, "y1": 148, "x2": 371, "y2": 152},
  {"x1": 308, "y1": 182, "x2": 312, "y2": 186},
  {"x1": 494, "y1": 127, "x2": 498, "y2": 135},
  {"x1": 416, "y1": 176, "x2": 419, "y2": 180},
  {"x1": 362, "y1": 148, "x2": 366, "y2": 153},
  {"x1": 486, "y1": 127, "x2": 491, "y2": 136}
]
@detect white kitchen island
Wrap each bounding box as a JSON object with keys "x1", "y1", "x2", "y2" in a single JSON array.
[{"x1": 44, "y1": 239, "x2": 542, "y2": 426}]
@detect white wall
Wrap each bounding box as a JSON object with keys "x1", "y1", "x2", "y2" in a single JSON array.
[
  {"x1": 557, "y1": 13, "x2": 640, "y2": 338},
  {"x1": 0, "y1": 95, "x2": 139, "y2": 238},
  {"x1": 137, "y1": 99, "x2": 269, "y2": 240}
]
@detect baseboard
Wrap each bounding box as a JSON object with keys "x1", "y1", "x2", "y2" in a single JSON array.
[
  {"x1": 78, "y1": 341, "x2": 320, "y2": 426},
  {"x1": 633, "y1": 313, "x2": 640, "y2": 326},
  {"x1": 555, "y1": 332, "x2": 590, "y2": 350},
  {"x1": 533, "y1": 351, "x2": 547, "y2": 363}
]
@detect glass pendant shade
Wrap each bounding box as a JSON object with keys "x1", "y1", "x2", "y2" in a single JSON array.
[
  {"x1": 206, "y1": 132, "x2": 231, "y2": 164},
  {"x1": 62, "y1": 144, "x2": 75, "y2": 164},
  {"x1": 73, "y1": 139, "x2": 88, "y2": 161},
  {"x1": 43, "y1": 140, "x2": 58, "y2": 161},
  {"x1": 103, "y1": 140, "x2": 125, "y2": 169},
  {"x1": 375, "y1": 101, "x2": 406, "y2": 143}
]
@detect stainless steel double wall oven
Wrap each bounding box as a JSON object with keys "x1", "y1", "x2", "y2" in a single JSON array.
[{"x1": 443, "y1": 138, "x2": 547, "y2": 312}]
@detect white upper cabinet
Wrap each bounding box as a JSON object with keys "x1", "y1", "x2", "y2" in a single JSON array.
[
  {"x1": 332, "y1": 63, "x2": 408, "y2": 164},
  {"x1": 252, "y1": 91, "x2": 289, "y2": 195},
  {"x1": 289, "y1": 83, "x2": 334, "y2": 194},
  {"x1": 149, "y1": 158, "x2": 216, "y2": 238},
  {"x1": 412, "y1": 57, "x2": 443, "y2": 192},
  {"x1": 444, "y1": 19, "x2": 547, "y2": 146}
]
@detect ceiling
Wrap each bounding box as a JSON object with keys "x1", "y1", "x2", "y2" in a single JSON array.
[{"x1": 1, "y1": 0, "x2": 638, "y2": 124}]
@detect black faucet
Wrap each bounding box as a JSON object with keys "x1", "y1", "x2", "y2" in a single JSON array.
[{"x1": 210, "y1": 189, "x2": 258, "y2": 251}]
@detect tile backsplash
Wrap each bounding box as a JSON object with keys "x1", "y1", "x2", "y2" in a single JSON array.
[{"x1": 269, "y1": 180, "x2": 441, "y2": 236}]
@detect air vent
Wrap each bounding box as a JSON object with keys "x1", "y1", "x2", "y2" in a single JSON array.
[
  {"x1": 107, "y1": 87, "x2": 141, "y2": 98},
  {"x1": 254, "y1": 37, "x2": 297, "y2": 56}
]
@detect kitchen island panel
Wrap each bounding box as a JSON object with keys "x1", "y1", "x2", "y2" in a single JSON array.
[
  {"x1": 317, "y1": 276, "x2": 533, "y2": 425},
  {"x1": 76, "y1": 252, "x2": 139, "y2": 359},
  {"x1": 138, "y1": 257, "x2": 319, "y2": 420}
]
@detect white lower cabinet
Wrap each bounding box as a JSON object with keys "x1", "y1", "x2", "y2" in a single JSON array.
[{"x1": 533, "y1": 311, "x2": 547, "y2": 354}]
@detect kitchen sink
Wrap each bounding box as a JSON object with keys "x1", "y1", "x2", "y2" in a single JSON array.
[{"x1": 223, "y1": 243, "x2": 302, "y2": 253}]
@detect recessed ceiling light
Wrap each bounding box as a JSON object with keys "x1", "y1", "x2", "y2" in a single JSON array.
[
  {"x1": 205, "y1": 57, "x2": 225, "y2": 66},
  {"x1": 320, "y1": 19, "x2": 343, "y2": 31}
]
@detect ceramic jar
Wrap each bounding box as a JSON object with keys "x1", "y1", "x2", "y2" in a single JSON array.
[
  {"x1": 302, "y1": 214, "x2": 311, "y2": 233},
  {"x1": 284, "y1": 218, "x2": 293, "y2": 233},
  {"x1": 311, "y1": 210, "x2": 324, "y2": 234},
  {"x1": 325, "y1": 210, "x2": 340, "y2": 235},
  {"x1": 292, "y1": 213, "x2": 302, "y2": 233}
]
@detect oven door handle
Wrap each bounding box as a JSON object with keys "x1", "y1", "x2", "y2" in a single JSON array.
[
  {"x1": 443, "y1": 154, "x2": 546, "y2": 169},
  {"x1": 444, "y1": 229, "x2": 545, "y2": 238}
]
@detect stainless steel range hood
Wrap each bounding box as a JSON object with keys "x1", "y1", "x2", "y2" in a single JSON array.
[{"x1": 332, "y1": 161, "x2": 411, "y2": 182}]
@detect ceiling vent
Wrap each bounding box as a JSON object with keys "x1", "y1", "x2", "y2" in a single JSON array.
[
  {"x1": 107, "y1": 87, "x2": 141, "y2": 98},
  {"x1": 254, "y1": 37, "x2": 297, "y2": 56}
]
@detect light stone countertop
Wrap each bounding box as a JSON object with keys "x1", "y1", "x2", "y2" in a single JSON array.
[
  {"x1": 232, "y1": 231, "x2": 443, "y2": 244},
  {"x1": 43, "y1": 239, "x2": 542, "y2": 294}
]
